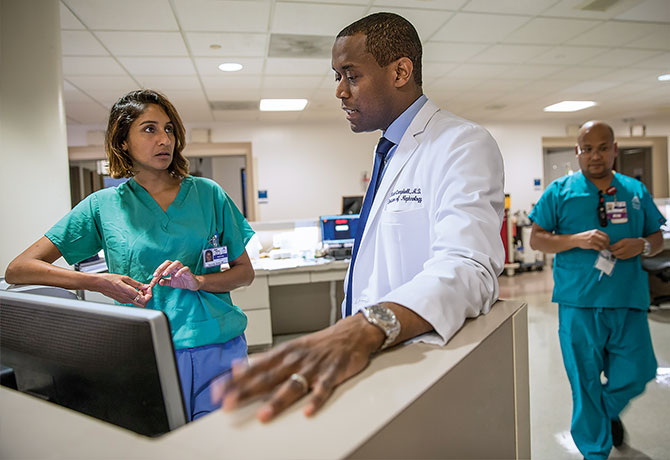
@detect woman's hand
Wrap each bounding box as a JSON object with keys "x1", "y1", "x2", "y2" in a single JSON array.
[
  {"x1": 95, "y1": 273, "x2": 152, "y2": 307},
  {"x1": 150, "y1": 260, "x2": 201, "y2": 291}
]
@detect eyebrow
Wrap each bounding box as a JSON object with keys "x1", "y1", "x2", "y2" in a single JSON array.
[{"x1": 139, "y1": 120, "x2": 173, "y2": 125}]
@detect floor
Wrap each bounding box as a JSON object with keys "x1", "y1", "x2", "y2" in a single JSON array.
[{"x1": 499, "y1": 268, "x2": 670, "y2": 460}]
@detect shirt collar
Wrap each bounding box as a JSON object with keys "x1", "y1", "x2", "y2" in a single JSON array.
[{"x1": 382, "y1": 94, "x2": 427, "y2": 145}]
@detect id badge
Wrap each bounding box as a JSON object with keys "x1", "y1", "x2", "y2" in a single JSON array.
[
  {"x1": 595, "y1": 249, "x2": 616, "y2": 276},
  {"x1": 606, "y1": 201, "x2": 628, "y2": 224},
  {"x1": 203, "y1": 246, "x2": 228, "y2": 268}
]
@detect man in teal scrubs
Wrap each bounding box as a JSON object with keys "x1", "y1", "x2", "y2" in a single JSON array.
[{"x1": 529, "y1": 120, "x2": 664, "y2": 459}]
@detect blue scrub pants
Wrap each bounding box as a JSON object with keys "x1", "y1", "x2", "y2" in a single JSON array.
[
  {"x1": 558, "y1": 306, "x2": 656, "y2": 460},
  {"x1": 175, "y1": 334, "x2": 247, "y2": 421}
]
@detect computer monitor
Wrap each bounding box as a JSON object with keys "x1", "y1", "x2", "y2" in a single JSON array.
[
  {"x1": 342, "y1": 195, "x2": 363, "y2": 215},
  {"x1": 320, "y1": 214, "x2": 359, "y2": 245},
  {"x1": 0, "y1": 290, "x2": 186, "y2": 437}
]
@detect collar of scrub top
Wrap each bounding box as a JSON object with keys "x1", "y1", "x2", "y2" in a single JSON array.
[{"x1": 378, "y1": 94, "x2": 428, "y2": 179}]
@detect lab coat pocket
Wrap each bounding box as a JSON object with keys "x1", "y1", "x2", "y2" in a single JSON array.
[{"x1": 380, "y1": 208, "x2": 430, "y2": 283}]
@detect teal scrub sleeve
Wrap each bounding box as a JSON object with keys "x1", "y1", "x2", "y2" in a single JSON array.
[
  {"x1": 219, "y1": 190, "x2": 254, "y2": 262},
  {"x1": 44, "y1": 194, "x2": 103, "y2": 265},
  {"x1": 640, "y1": 185, "x2": 666, "y2": 236},
  {"x1": 529, "y1": 181, "x2": 558, "y2": 232}
]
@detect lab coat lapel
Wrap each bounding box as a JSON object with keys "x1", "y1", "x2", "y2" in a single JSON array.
[{"x1": 360, "y1": 100, "x2": 440, "y2": 243}]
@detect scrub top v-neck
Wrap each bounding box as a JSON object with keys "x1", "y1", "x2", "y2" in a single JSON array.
[{"x1": 46, "y1": 176, "x2": 255, "y2": 349}]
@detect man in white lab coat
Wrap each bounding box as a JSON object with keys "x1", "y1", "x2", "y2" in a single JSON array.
[{"x1": 215, "y1": 12, "x2": 505, "y2": 422}]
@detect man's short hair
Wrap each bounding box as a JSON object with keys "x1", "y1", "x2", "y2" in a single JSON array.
[{"x1": 337, "y1": 12, "x2": 422, "y2": 87}]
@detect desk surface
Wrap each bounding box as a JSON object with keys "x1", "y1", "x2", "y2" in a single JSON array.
[{"x1": 0, "y1": 299, "x2": 526, "y2": 460}]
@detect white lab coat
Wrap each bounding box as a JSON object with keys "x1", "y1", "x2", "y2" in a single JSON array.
[{"x1": 344, "y1": 99, "x2": 505, "y2": 345}]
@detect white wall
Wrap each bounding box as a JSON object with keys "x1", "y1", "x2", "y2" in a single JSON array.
[{"x1": 66, "y1": 115, "x2": 670, "y2": 222}]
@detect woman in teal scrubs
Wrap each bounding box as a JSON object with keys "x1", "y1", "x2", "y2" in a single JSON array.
[{"x1": 6, "y1": 89, "x2": 255, "y2": 421}]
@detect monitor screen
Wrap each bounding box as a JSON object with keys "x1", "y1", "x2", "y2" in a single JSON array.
[
  {"x1": 320, "y1": 214, "x2": 359, "y2": 245},
  {"x1": 342, "y1": 196, "x2": 363, "y2": 215},
  {"x1": 0, "y1": 290, "x2": 186, "y2": 437}
]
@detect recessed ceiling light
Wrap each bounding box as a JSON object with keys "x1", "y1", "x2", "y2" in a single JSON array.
[
  {"x1": 259, "y1": 99, "x2": 308, "y2": 111},
  {"x1": 209, "y1": 44, "x2": 222, "y2": 50},
  {"x1": 543, "y1": 101, "x2": 596, "y2": 112},
  {"x1": 658, "y1": 74, "x2": 670, "y2": 81},
  {"x1": 218, "y1": 62, "x2": 243, "y2": 72}
]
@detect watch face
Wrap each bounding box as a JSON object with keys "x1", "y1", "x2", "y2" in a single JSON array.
[{"x1": 370, "y1": 304, "x2": 393, "y2": 322}]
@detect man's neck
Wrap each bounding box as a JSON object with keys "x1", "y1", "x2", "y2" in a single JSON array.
[{"x1": 585, "y1": 171, "x2": 615, "y2": 191}]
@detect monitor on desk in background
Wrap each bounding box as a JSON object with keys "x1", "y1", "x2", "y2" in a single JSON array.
[
  {"x1": 0, "y1": 290, "x2": 186, "y2": 437},
  {"x1": 320, "y1": 214, "x2": 359, "y2": 246},
  {"x1": 342, "y1": 196, "x2": 363, "y2": 215}
]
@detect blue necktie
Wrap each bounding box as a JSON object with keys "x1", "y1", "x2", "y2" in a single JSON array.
[{"x1": 344, "y1": 137, "x2": 395, "y2": 317}]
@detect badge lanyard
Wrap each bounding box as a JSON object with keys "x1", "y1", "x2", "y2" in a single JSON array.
[{"x1": 202, "y1": 232, "x2": 228, "y2": 268}]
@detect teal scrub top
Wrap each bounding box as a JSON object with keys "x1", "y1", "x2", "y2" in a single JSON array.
[
  {"x1": 46, "y1": 176, "x2": 255, "y2": 349},
  {"x1": 529, "y1": 171, "x2": 664, "y2": 310}
]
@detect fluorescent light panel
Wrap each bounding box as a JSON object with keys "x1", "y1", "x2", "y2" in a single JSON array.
[
  {"x1": 544, "y1": 101, "x2": 596, "y2": 112},
  {"x1": 259, "y1": 99, "x2": 308, "y2": 111},
  {"x1": 658, "y1": 74, "x2": 670, "y2": 81}
]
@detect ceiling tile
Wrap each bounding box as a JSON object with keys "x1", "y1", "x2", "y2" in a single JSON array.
[
  {"x1": 263, "y1": 75, "x2": 325, "y2": 89},
  {"x1": 64, "y1": 102, "x2": 109, "y2": 124},
  {"x1": 366, "y1": 7, "x2": 453, "y2": 39},
  {"x1": 462, "y1": 0, "x2": 556, "y2": 15},
  {"x1": 258, "y1": 111, "x2": 303, "y2": 122},
  {"x1": 373, "y1": 0, "x2": 467, "y2": 10},
  {"x1": 423, "y1": 42, "x2": 490, "y2": 62},
  {"x1": 61, "y1": 31, "x2": 108, "y2": 56},
  {"x1": 118, "y1": 57, "x2": 196, "y2": 76},
  {"x1": 470, "y1": 44, "x2": 551, "y2": 64},
  {"x1": 62, "y1": 56, "x2": 127, "y2": 76},
  {"x1": 66, "y1": 75, "x2": 138, "y2": 93},
  {"x1": 615, "y1": 0, "x2": 670, "y2": 23},
  {"x1": 541, "y1": 0, "x2": 647, "y2": 20},
  {"x1": 186, "y1": 32, "x2": 267, "y2": 57},
  {"x1": 264, "y1": 58, "x2": 331, "y2": 76},
  {"x1": 530, "y1": 45, "x2": 606, "y2": 64},
  {"x1": 587, "y1": 48, "x2": 662, "y2": 67},
  {"x1": 64, "y1": 0, "x2": 178, "y2": 30},
  {"x1": 271, "y1": 3, "x2": 367, "y2": 35},
  {"x1": 432, "y1": 12, "x2": 530, "y2": 43},
  {"x1": 635, "y1": 51, "x2": 670, "y2": 69},
  {"x1": 60, "y1": 3, "x2": 85, "y2": 30},
  {"x1": 422, "y1": 62, "x2": 460, "y2": 82},
  {"x1": 566, "y1": 21, "x2": 659, "y2": 47},
  {"x1": 212, "y1": 110, "x2": 259, "y2": 122},
  {"x1": 63, "y1": 80, "x2": 98, "y2": 102},
  {"x1": 205, "y1": 87, "x2": 262, "y2": 101},
  {"x1": 624, "y1": 25, "x2": 670, "y2": 50},
  {"x1": 548, "y1": 66, "x2": 608, "y2": 80},
  {"x1": 497, "y1": 64, "x2": 565, "y2": 80},
  {"x1": 201, "y1": 75, "x2": 264, "y2": 90},
  {"x1": 95, "y1": 32, "x2": 188, "y2": 56},
  {"x1": 195, "y1": 57, "x2": 264, "y2": 76},
  {"x1": 559, "y1": 80, "x2": 622, "y2": 93},
  {"x1": 136, "y1": 76, "x2": 202, "y2": 90},
  {"x1": 504, "y1": 17, "x2": 600, "y2": 45},
  {"x1": 445, "y1": 63, "x2": 513, "y2": 79},
  {"x1": 260, "y1": 88, "x2": 312, "y2": 99},
  {"x1": 172, "y1": 0, "x2": 271, "y2": 33}
]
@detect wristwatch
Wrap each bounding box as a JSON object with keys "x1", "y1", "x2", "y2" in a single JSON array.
[
  {"x1": 640, "y1": 237, "x2": 651, "y2": 256},
  {"x1": 360, "y1": 304, "x2": 401, "y2": 351}
]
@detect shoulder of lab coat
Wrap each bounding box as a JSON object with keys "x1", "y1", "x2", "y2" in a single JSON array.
[{"x1": 381, "y1": 99, "x2": 506, "y2": 346}]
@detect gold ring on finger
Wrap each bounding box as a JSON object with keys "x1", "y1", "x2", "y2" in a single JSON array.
[
  {"x1": 289, "y1": 372, "x2": 309, "y2": 394},
  {"x1": 133, "y1": 293, "x2": 141, "y2": 302}
]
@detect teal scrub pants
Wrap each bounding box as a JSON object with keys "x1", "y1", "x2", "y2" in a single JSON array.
[
  {"x1": 558, "y1": 306, "x2": 657, "y2": 460},
  {"x1": 175, "y1": 335, "x2": 247, "y2": 421}
]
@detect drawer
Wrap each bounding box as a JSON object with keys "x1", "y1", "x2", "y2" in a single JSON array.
[
  {"x1": 310, "y1": 269, "x2": 347, "y2": 283},
  {"x1": 244, "y1": 308, "x2": 272, "y2": 348},
  {"x1": 231, "y1": 275, "x2": 269, "y2": 311},
  {"x1": 268, "y1": 272, "x2": 310, "y2": 286}
]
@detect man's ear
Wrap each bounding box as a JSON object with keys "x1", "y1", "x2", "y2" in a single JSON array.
[{"x1": 393, "y1": 57, "x2": 414, "y2": 88}]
